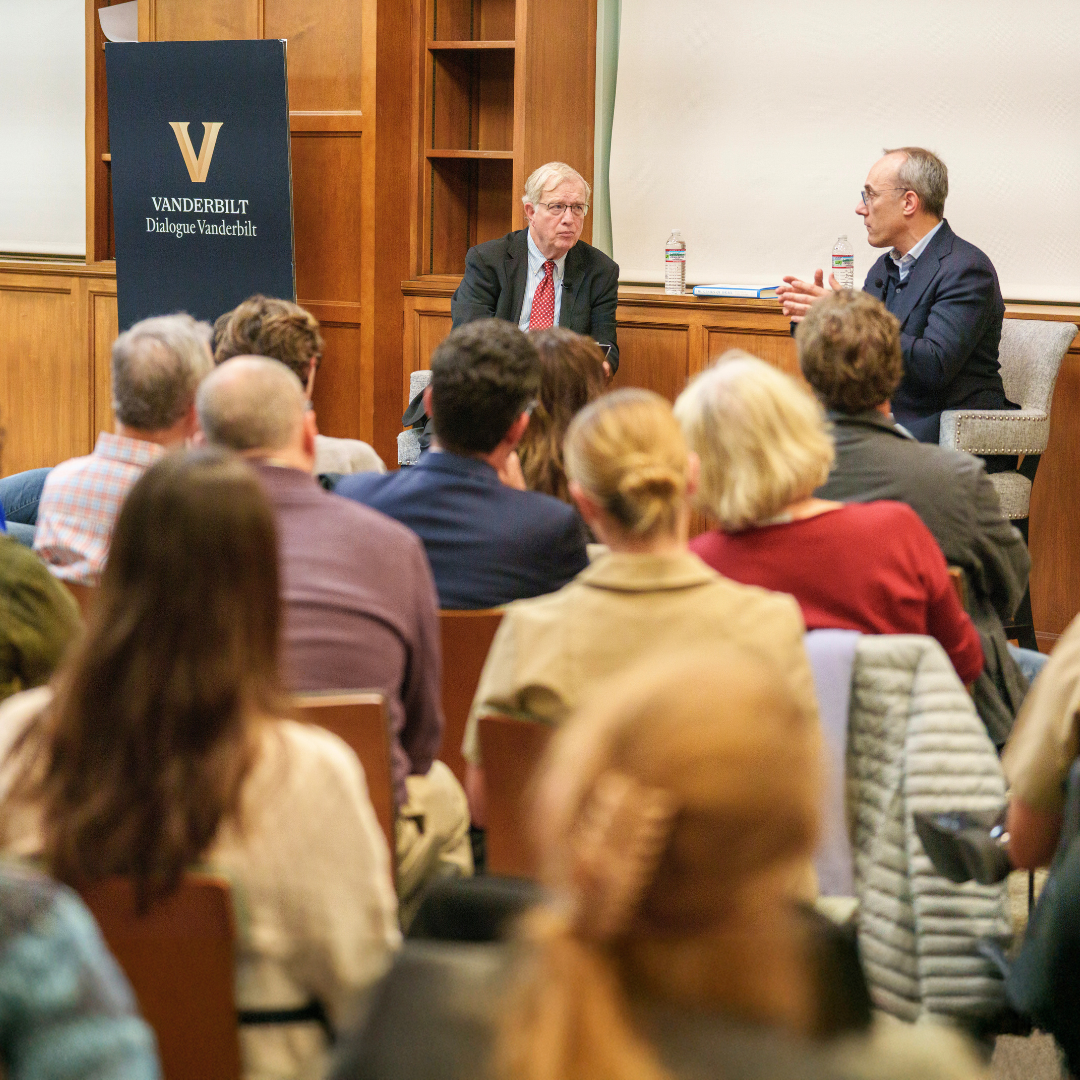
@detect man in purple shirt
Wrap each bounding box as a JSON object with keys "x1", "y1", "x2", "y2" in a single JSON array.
[{"x1": 197, "y1": 356, "x2": 471, "y2": 914}]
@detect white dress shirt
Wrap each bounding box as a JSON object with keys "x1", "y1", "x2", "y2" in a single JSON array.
[{"x1": 890, "y1": 219, "x2": 944, "y2": 282}]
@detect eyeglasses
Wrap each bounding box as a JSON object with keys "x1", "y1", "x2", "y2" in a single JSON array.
[
  {"x1": 537, "y1": 201, "x2": 588, "y2": 219},
  {"x1": 860, "y1": 186, "x2": 907, "y2": 207}
]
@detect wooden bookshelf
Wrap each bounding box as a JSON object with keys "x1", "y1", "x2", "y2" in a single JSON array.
[{"x1": 410, "y1": 0, "x2": 597, "y2": 278}]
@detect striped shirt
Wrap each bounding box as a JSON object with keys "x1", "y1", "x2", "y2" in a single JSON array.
[{"x1": 33, "y1": 432, "x2": 165, "y2": 585}]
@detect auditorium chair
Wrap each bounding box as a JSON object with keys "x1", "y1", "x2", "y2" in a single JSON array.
[
  {"x1": 294, "y1": 691, "x2": 396, "y2": 857},
  {"x1": 62, "y1": 580, "x2": 97, "y2": 622},
  {"x1": 476, "y1": 714, "x2": 553, "y2": 878},
  {"x1": 438, "y1": 610, "x2": 504, "y2": 788},
  {"x1": 938, "y1": 318, "x2": 1077, "y2": 650},
  {"x1": 80, "y1": 875, "x2": 241, "y2": 1080}
]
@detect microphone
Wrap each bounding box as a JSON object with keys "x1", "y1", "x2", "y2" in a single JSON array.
[{"x1": 874, "y1": 279, "x2": 883, "y2": 288}]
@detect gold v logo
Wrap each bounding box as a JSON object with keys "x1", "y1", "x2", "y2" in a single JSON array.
[{"x1": 168, "y1": 121, "x2": 223, "y2": 183}]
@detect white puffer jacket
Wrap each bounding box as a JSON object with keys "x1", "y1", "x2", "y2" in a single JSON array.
[{"x1": 847, "y1": 635, "x2": 1011, "y2": 1021}]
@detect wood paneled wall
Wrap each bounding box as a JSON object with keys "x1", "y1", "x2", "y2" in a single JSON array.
[
  {"x1": 138, "y1": 0, "x2": 411, "y2": 465},
  {"x1": 402, "y1": 279, "x2": 1080, "y2": 641},
  {"x1": 0, "y1": 264, "x2": 116, "y2": 475}
]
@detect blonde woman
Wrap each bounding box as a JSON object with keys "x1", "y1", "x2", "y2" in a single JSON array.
[
  {"x1": 461, "y1": 388, "x2": 818, "y2": 827},
  {"x1": 332, "y1": 652, "x2": 986, "y2": 1080},
  {"x1": 674, "y1": 353, "x2": 983, "y2": 684}
]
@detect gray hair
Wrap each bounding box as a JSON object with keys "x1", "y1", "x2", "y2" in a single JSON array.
[
  {"x1": 111, "y1": 313, "x2": 213, "y2": 430},
  {"x1": 197, "y1": 355, "x2": 307, "y2": 453},
  {"x1": 522, "y1": 162, "x2": 591, "y2": 210},
  {"x1": 884, "y1": 146, "x2": 948, "y2": 219}
]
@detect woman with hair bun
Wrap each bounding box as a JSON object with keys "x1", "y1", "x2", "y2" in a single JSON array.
[
  {"x1": 461, "y1": 388, "x2": 819, "y2": 827},
  {"x1": 332, "y1": 652, "x2": 985, "y2": 1080}
]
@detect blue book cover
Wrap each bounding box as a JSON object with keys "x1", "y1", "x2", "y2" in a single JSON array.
[{"x1": 692, "y1": 284, "x2": 779, "y2": 298}]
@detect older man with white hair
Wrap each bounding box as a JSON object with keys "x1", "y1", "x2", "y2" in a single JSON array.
[
  {"x1": 450, "y1": 161, "x2": 620, "y2": 372},
  {"x1": 197, "y1": 357, "x2": 472, "y2": 916}
]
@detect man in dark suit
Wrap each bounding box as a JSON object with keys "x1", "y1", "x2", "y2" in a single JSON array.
[
  {"x1": 450, "y1": 161, "x2": 620, "y2": 372},
  {"x1": 337, "y1": 320, "x2": 589, "y2": 610},
  {"x1": 797, "y1": 289, "x2": 1035, "y2": 745},
  {"x1": 778, "y1": 147, "x2": 1014, "y2": 445}
]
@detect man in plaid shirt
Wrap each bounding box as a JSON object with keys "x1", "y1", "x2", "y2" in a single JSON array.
[{"x1": 34, "y1": 314, "x2": 213, "y2": 585}]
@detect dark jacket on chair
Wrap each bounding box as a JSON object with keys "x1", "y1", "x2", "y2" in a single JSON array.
[
  {"x1": 817, "y1": 409, "x2": 1029, "y2": 744},
  {"x1": 335, "y1": 451, "x2": 590, "y2": 611}
]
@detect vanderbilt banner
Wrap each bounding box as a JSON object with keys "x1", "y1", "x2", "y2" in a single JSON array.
[{"x1": 106, "y1": 40, "x2": 295, "y2": 330}]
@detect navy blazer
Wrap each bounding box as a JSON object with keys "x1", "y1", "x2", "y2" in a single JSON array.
[
  {"x1": 863, "y1": 220, "x2": 1011, "y2": 442},
  {"x1": 450, "y1": 229, "x2": 620, "y2": 371},
  {"x1": 335, "y1": 451, "x2": 590, "y2": 611}
]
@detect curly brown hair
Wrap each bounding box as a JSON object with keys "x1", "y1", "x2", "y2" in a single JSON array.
[
  {"x1": 518, "y1": 328, "x2": 608, "y2": 503},
  {"x1": 213, "y1": 295, "x2": 324, "y2": 386},
  {"x1": 796, "y1": 291, "x2": 903, "y2": 414}
]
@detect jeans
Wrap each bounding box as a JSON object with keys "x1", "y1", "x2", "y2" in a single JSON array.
[
  {"x1": 0, "y1": 467, "x2": 51, "y2": 548},
  {"x1": 0, "y1": 467, "x2": 51, "y2": 525},
  {"x1": 1009, "y1": 644, "x2": 1049, "y2": 685}
]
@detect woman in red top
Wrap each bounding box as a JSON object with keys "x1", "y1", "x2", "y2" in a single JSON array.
[{"x1": 674, "y1": 352, "x2": 983, "y2": 685}]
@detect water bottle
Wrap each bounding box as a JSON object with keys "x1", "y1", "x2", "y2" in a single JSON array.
[
  {"x1": 832, "y1": 235, "x2": 854, "y2": 290},
  {"x1": 665, "y1": 230, "x2": 686, "y2": 294}
]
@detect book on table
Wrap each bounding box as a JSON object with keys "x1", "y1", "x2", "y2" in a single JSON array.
[{"x1": 692, "y1": 284, "x2": 780, "y2": 298}]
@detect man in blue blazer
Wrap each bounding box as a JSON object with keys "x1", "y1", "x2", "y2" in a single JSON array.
[
  {"x1": 779, "y1": 147, "x2": 1014, "y2": 445},
  {"x1": 337, "y1": 320, "x2": 589, "y2": 610}
]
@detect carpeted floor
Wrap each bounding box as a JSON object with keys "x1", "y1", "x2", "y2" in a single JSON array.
[
  {"x1": 991, "y1": 872, "x2": 1063, "y2": 1080},
  {"x1": 992, "y1": 1032, "x2": 1065, "y2": 1080}
]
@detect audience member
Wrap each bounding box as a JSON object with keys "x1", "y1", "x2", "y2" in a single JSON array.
[
  {"x1": 463, "y1": 389, "x2": 819, "y2": 828},
  {"x1": 1001, "y1": 611, "x2": 1080, "y2": 869},
  {"x1": 676, "y1": 354, "x2": 984, "y2": 686},
  {"x1": 0, "y1": 467, "x2": 51, "y2": 548},
  {"x1": 334, "y1": 653, "x2": 985, "y2": 1080},
  {"x1": 0, "y1": 535, "x2": 81, "y2": 703},
  {"x1": 799, "y1": 290, "x2": 1033, "y2": 744},
  {"x1": 0, "y1": 449, "x2": 400, "y2": 1080},
  {"x1": 336, "y1": 320, "x2": 589, "y2": 610},
  {"x1": 0, "y1": 419, "x2": 83, "y2": 702},
  {"x1": 0, "y1": 860, "x2": 161, "y2": 1080},
  {"x1": 197, "y1": 358, "x2": 471, "y2": 915},
  {"x1": 516, "y1": 327, "x2": 608, "y2": 503},
  {"x1": 213, "y1": 294, "x2": 385, "y2": 476},
  {"x1": 33, "y1": 314, "x2": 213, "y2": 585}
]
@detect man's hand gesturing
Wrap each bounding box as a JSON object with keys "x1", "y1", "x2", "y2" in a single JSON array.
[{"x1": 776, "y1": 269, "x2": 842, "y2": 322}]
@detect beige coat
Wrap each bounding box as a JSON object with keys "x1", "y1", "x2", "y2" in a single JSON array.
[{"x1": 463, "y1": 551, "x2": 819, "y2": 763}]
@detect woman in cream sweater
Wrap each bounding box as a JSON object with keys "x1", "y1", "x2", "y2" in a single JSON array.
[{"x1": 0, "y1": 449, "x2": 400, "y2": 1080}]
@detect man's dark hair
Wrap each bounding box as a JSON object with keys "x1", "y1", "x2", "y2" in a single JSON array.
[
  {"x1": 797, "y1": 291, "x2": 903, "y2": 414},
  {"x1": 429, "y1": 320, "x2": 542, "y2": 454}
]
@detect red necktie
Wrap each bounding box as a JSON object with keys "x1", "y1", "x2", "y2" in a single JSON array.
[{"x1": 529, "y1": 260, "x2": 556, "y2": 330}]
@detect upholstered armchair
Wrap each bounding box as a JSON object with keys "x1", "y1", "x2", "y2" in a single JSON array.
[
  {"x1": 398, "y1": 369, "x2": 433, "y2": 466},
  {"x1": 939, "y1": 320, "x2": 1076, "y2": 648}
]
